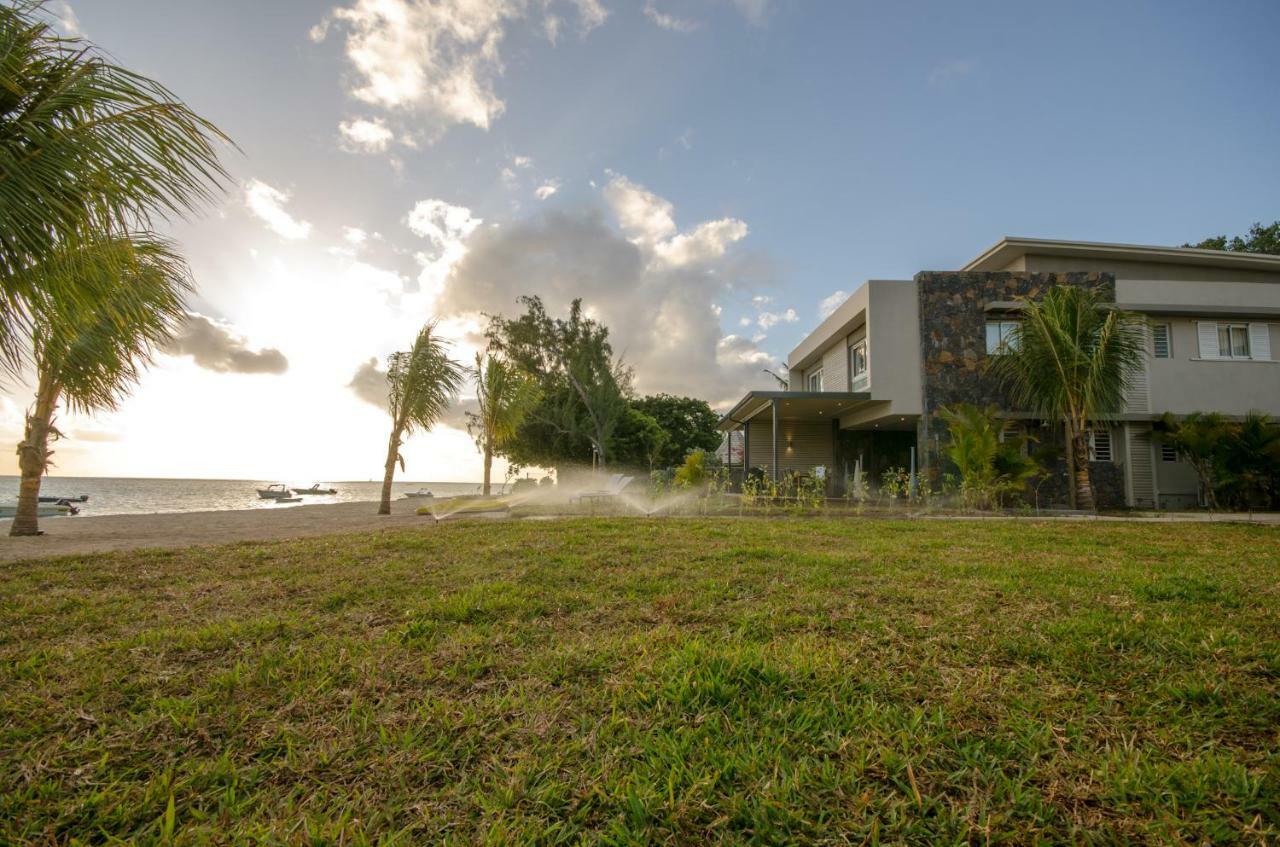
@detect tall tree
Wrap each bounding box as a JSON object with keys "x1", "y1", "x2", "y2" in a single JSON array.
[
  {"x1": 630, "y1": 394, "x2": 721, "y2": 469},
  {"x1": 1183, "y1": 221, "x2": 1280, "y2": 255},
  {"x1": 611, "y1": 406, "x2": 667, "y2": 471},
  {"x1": 486, "y1": 296, "x2": 631, "y2": 472},
  {"x1": 991, "y1": 285, "x2": 1146, "y2": 511},
  {"x1": 0, "y1": 4, "x2": 230, "y2": 374},
  {"x1": 467, "y1": 350, "x2": 540, "y2": 496},
  {"x1": 377, "y1": 324, "x2": 464, "y2": 515},
  {"x1": 10, "y1": 235, "x2": 190, "y2": 536}
]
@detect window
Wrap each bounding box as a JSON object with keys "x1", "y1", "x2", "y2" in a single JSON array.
[
  {"x1": 849, "y1": 342, "x2": 867, "y2": 389},
  {"x1": 807, "y1": 369, "x2": 823, "y2": 392},
  {"x1": 1217, "y1": 324, "x2": 1250, "y2": 358},
  {"x1": 1152, "y1": 323, "x2": 1171, "y2": 358},
  {"x1": 985, "y1": 319, "x2": 1019, "y2": 354},
  {"x1": 1088, "y1": 429, "x2": 1113, "y2": 462},
  {"x1": 1160, "y1": 443, "x2": 1178, "y2": 463}
]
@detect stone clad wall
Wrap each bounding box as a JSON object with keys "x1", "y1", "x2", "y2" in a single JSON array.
[{"x1": 914, "y1": 271, "x2": 1120, "y2": 507}]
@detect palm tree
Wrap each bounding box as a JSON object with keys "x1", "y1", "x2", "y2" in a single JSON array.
[
  {"x1": 377, "y1": 324, "x2": 465, "y2": 515},
  {"x1": 467, "y1": 351, "x2": 540, "y2": 496},
  {"x1": 0, "y1": 3, "x2": 230, "y2": 375},
  {"x1": 990, "y1": 285, "x2": 1146, "y2": 511},
  {"x1": 10, "y1": 235, "x2": 191, "y2": 536}
]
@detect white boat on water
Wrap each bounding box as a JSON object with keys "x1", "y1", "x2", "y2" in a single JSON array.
[
  {"x1": 0, "y1": 502, "x2": 79, "y2": 517},
  {"x1": 402, "y1": 488, "x2": 434, "y2": 499},
  {"x1": 257, "y1": 483, "x2": 292, "y2": 499},
  {"x1": 293, "y1": 484, "x2": 337, "y2": 496}
]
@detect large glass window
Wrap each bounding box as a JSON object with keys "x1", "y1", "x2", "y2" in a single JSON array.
[
  {"x1": 985, "y1": 320, "x2": 1019, "y2": 354},
  {"x1": 807, "y1": 369, "x2": 823, "y2": 392}
]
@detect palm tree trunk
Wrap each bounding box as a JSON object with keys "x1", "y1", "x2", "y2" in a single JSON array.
[
  {"x1": 482, "y1": 442, "x2": 492, "y2": 497},
  {"x1": 378, "y1": 422, "x2": 402, "y2": 516},
  {"x1": 1070, "y1": 427, "x2": 1095, "y2": 512},
  {"x1": 10, "y1": 373, "x2": 59, "y2": 537}
]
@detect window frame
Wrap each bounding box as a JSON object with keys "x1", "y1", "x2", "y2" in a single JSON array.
[
  {"x1": 985, "y1": 319, "x2": 1020, "y2": 355},
  {"x1": 1160, "y1": 443, "x2": 1178, "y2": 463},
  {"x1": 849, "y1": 341, "x2": 867, "y2": 387},
  {"x1": 1088, "y1": 428, "x2": 1113, "y2": 463},
  {"x1": 1216, "y1": 323, "x2": 1250, "y2": 359},
  {"x1": 806, "y1": 368, "x2": 823, "y2": 392},
  {"x1": 1152, "y1": 323, "x2": 1172, "y2": 359}
]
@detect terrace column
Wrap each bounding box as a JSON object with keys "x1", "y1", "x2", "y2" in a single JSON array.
[
  {"x1": 743, "y1": 423, "x2": 750, "y2": 474},
  {"x1": 771, "y1": 398, "x2": 779, "y2": 482}
]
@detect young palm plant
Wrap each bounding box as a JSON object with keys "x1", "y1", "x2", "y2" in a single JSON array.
[
  {"x1": 467, "y1": 351, "x2": 541, "y2": 496},
  {"x1": 0, "y1": 3, "x2": 230, "y2": 375},
  {"x1": 377, "y1": 324, "x2": 465, "y2": 515},
  {"x1": 10, "y1": 235, "x2": 191, "y2": 536},
  {"x1": 990, "y1": 286, "x2": 1146, "y2": 511}
]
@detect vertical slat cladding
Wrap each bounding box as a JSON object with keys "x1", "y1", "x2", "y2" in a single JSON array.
[
  {"x1": 822, "y1": 339, "x2": 849, "y2": 392},
  {"x1": 745, "y1": 420, "x2": 834, "y2": 476},
  {"x1": 1127, "y1": 426, "x2": 1156, "y2": 507},
  {"x1": 1124, "y1": 323, "x2": 1150, "y2": 413}
]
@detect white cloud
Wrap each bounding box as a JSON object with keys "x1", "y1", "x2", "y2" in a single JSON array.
[
  {"x1": 534, "y1": 180, "x2": 561, "y2": 200},
  {"x1": 315, "y1": 0, "x2": 606, "y2": 137},
  {"x1": 929, "y1": 59, "x2": 977, "y2": 88},
  {"x1": 405, "y1": 198, "x2": 483, "y2": 299},
  {"x1": 244, "y1": 180, "x2": 312, "y2": 240},
  {"x1": 644, "y1": 1, "x2": 699, "y2": 32},
  {"x1": 756, "y1": 308, "x2": 797, "y2": 331},
  {"x1": 730, "y1": 0, "x2": 770, "y2": 26},
  {"x1": 46, "y1": 1, "x2": 82, "y2": 36},
  {"x1": 818, "y1": 290, "x2": 847, "y2": 319},
  {"x1": 512, "y1": 155, "x2": 533, "y2": 168},
  {"x1": 338, "y1": 116, "x2": 395, "y2": 152},
  {"x1": 343, "y1": 226, "x2": 369, "y2": 245},
  {"x1": 602, "y1": 173, "x2": 748, "y2": 270}
]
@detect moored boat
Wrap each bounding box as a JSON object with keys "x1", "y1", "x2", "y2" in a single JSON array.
[
  {"x1": 292, "y1": 484, "x2": 337, "y2": 495},
  {"x1": 257, "y1": 483, "x2": 292, "y2": 499},
  {"x1": 0, "y1": 501, "x2": 79, "y2": 517},
  {"x1": 38, "y1": 494, "x2": 89, "y2": 503},
  {"x1": 402, "y1": 488, "x2": 434, "y2": 499}
]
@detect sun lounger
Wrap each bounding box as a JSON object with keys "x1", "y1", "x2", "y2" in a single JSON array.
[{"x1": 572, "y1": 474, "x2": 634, "y2": 504}]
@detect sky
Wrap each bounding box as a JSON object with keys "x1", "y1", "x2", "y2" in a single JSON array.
[{"x1": 3, "y1": 0, "x2": 1278, "y2": 482}]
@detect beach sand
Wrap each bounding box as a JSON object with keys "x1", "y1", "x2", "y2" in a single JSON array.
[{"x1": 0, "y1": 498, "x2": 430, "y2": 562}]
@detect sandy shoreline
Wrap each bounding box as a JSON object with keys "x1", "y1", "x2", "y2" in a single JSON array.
[{"x1": 0, "y1": 499, "x2": 430, "y2": 562}]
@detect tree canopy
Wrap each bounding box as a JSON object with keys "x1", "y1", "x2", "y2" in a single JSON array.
[
  {"x1": 630, "y1": 394, "x2": 722, "y2": 469},
  {"x1": 1183, "y1": 221, "x2": 1280, "y2": 255}
]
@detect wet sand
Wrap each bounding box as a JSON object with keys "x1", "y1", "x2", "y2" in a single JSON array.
[{"x1": 0, "y1": 498, "x2": 429, "y2": 562}]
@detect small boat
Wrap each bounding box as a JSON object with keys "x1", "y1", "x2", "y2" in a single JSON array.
[
  {"x1": 273, "y1": 496, "x2": 303, "y2": 503},
  {"x1": 292, "y1": 484, "x2": 337, "y2": 495},
  {"x1": 0, "y1": 501, "x2": 79, "y2": 517},
  {"x1": 39, "y1": 494, "x2": 89, "y2": 503},
  {"x1": 257, "y1": 484, "x2": 293, "y2": 499},
  {"x1": 402, "y1": 488, "x2": 434, "y2": 499}
]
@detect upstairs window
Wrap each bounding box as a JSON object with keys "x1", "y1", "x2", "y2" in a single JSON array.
[
  {"x1": 1088, "y1": 429, "x2": 1113, "y2": 463},
  {"x1": 807, "y1": 368, "x2": 823, "y2": 392},
  {"x1": 1198, "y1": 321, "x2": 1272, "y2": 360},
  {"x1": 985, "y1": 319, "x2": 1019, "y2": 354},
  {"x1": 849, "y1": 342, "x2": 867, "y2": 389},
  {"x1": 1218, "y1": 324, "x2": 1250, "y2": 358},
  {"x1": 1152, "y1": 323, "x2": 1171, "y2": 358}
]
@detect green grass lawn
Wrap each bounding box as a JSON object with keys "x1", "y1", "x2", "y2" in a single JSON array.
[{"x1": 2, "y1": 518, "x2": 1278, "y2": 845}]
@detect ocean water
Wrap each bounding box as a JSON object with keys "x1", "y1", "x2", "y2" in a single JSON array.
[{"x1": 0, "y1": 476, "x2": 500, "y2": 518}]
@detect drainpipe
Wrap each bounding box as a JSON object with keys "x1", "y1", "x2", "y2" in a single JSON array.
[{"x1": 772, "y1": 398, "x2": 779, "y2": 482}]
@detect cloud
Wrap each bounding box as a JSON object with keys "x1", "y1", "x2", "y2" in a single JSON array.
[
  {"x1": 929, "y1": 59, "x2": 977, "y2": 88},
  {"x1": 602, "y1": 174, "x2": 748, "y2": 268},
  {"x1": 818, "y1": 290, "x2": 847, "y2": 319},
  {"x1": 163, "y1": 313, "x2": 289, "y2": 375},
  {"x1": 244, "y1": 180, "x2": 312, "y2": 240},
  {"x1": 315, "y1": 0, "x2": 607, "y2": 138},
  {"x1": 730, "y1": 0, "x2": 770, "y2": 26},
  {"x1": 406, "y1": 198, "x2": 483, "y2": 297},
  {"x1": 46, "y1": 1, "x2": 82, "y2": 36},
  {"x1": 756, "y1": 308, "x2": 797, "y2": 331},
  {"x1": 434, "y1": 201, "x2": 778, "y2": 407},
  {"x1": 512, "y1": 155, "x2": 533, "y2": 168},
  {"x1": 644, "y1": 1, "x2": 699, "y2": 32},
  {"x1": 534, "y1": 180, "x2": 561, "y2": 200},
  {"x1": 343, "y1": 226, "x2": 369, "y2": 245},
  {"x1": 347, "y1": 357, "x2": 388, "y2": 409},
  {"x1": 338, "y1": 116, "x2": 395, "y2": 152}
]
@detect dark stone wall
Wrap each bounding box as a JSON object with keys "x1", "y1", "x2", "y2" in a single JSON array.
[{"x1": 914, "y1": 271, "x2": 1121, "y2": 507}]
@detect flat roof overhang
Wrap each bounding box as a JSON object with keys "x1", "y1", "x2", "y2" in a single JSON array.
[
  {"x1": 963, "y1": 236, "x2": 1280, "y2": 274},
  {"x1": 717, "y1": 391, "x2": 874, "y2": 432}
]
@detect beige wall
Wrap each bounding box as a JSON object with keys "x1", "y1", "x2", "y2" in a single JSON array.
[
  {"x1": 1144, "y1": 318, "x2": 1280, "y2": 416},
  {"x1": 1021, "y1": 255, "x2": 1280, "y2": 286}
]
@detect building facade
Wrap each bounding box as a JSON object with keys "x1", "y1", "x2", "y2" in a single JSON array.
[{"x1": 717, "y1": 238, "x2": 1280, "y2": 508}]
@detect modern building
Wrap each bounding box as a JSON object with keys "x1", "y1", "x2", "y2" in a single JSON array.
[{"x1": 717, "y1": 237, "x2": 1280, "y2": 508}]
